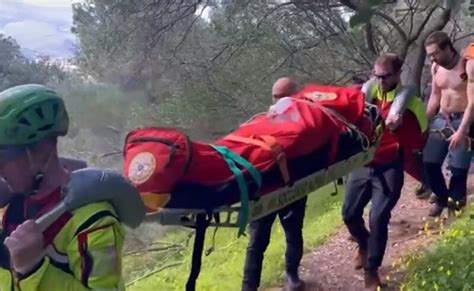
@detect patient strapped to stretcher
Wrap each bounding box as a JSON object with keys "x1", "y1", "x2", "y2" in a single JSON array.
[{"x1": 123, "y1": 83, "x2": 384, "y2": 213}]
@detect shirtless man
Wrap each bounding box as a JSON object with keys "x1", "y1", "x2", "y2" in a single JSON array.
[{"x1": 423, "y1": 31, "x2": 474, "y2": 217}]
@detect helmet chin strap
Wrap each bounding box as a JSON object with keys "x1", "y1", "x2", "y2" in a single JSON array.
[
  {"x1": 25, "y1": 147, "x2": 55, "y2": 196},
  {"x1": 30, "y1": 172, "x2": 45, "y2": 196}
]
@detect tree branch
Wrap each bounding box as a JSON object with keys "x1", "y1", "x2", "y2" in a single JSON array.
[
  {"x1": 374, "y1": 11, "x2": 407, "y2": 41},
  {"x1": 454, "y1": 33, "x2": 474, "y2": 43},
  {"x1": 409, "y1": 5, "x2": 438, "y2": 41},
  {"x1": 338, "y1": 0, "x2": 407, "y2": 41},
  {"x1": 124, "y1": 244, "x2": 183, "y2": 256},
  {"x1": 364, "y1": 22, "x2": 377, "y2": 56},
  {"x1": 172, "y1": 0, "x2": 210, "y2": 57},
  {"x1": 411, "y1": 6, "x2": 452, "y2": 87},
  {"x1": 126, "y1": 261, "x2": 183, "y2": 287}
]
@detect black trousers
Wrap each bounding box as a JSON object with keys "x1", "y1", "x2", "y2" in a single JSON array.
[
  {"x1": 342, "y1": 157, "x2": 404, "y2": 270},
  {"x1": 242, "y1": 196, "x2": 307, "y2": 288}
]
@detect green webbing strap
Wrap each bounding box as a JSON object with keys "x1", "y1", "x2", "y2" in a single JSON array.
[{"x1": 210, "y1": 145, "x2": 262, "y2": 236}]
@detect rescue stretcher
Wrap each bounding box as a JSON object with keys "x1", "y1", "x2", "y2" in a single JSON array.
[
  {"x1": 144, "y1": 144, "x2": 376, "y2": 228},
  {"x1": 140, "y1": 145, "x2": 377, "y2": 291},
  {"x1": 137, "y1": 128, "x2": 380, "y2": 291},
  {"x1": 121, "y1": 84, "x2": 386, "y2": 290},
  {"x1": 137, "y1": 81, "x2": 417, "y2": 229},
  {"x1": 145, "y1": 146, "x2": 377, "y2": 291}
]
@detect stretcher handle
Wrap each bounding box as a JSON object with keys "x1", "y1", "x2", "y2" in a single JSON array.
[{"x1": 35, "y1": 201, "x2": 67, "y2": 233}]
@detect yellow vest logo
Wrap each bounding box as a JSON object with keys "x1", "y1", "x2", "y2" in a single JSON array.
[{"x1": 128, "y1": 152, "x2": 156, "y2": 185}]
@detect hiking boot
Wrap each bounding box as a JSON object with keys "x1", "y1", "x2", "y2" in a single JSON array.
[
  {"x1": 448, "y1": 199, "x2": 467, "y2": 212},
  {"x1": 364, "y1": 269, "x2": 386, "y2": 290},
  {"x1": 415, "y1": 183, "x2": 432, "y2": 200},
  {"x1": 284, "y1": 272, "x2": 305, "y2": 291},
  {"x1": 354, "y1": 248, "x2": 368, "y2": 270},
  {"x1": 428, "y1": 193, "x2": 438, "y2": 204},
  {"x1": 428, "y1": 203, "x2": 445, "y2": 217}
]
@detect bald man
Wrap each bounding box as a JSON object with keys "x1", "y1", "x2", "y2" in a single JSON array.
[
  {"x1": 272, "y1": 77, "x2": 297, "y2": 102},
  {"x1": 242, "y1": 77, "x2": 306, "y2": 291}
]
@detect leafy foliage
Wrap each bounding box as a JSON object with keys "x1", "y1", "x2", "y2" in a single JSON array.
[
  {"x1": 0, "y1": 34, "x2": 66, "y2": 91},
  {"x1": 124, "y1": 185, "x2": 344, "y2": 290},
  {"x1": 402, "y1": 207, "x2": 474, "y2": 290}
]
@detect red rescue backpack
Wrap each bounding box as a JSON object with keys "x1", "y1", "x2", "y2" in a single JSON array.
[
  {"x1": 123, "y1": 127, "x2": 193, "y2": 195},
  {"x1": 292, "y1": 83, "x2": 366, "y2": 124}
]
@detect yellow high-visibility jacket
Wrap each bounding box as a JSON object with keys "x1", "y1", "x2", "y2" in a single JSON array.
[{"x1": 0, "y1": 200, "x2": 125, "y2": 291}]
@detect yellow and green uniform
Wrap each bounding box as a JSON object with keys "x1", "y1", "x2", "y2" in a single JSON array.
[
  {"x1": 368, "y1": 83, "x2": 428, "y2": 181},
  {"x1": 0, "y1": 189, "x2": 125, "y2": 291},
  {"x1": 368, "y1": 83, "x2": 427, "y2": 132}
]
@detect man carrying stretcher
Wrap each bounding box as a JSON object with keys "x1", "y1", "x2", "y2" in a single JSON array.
[
  {"x1": 342, "y1": 53, "x2": 428, "y2": 290},
  {"x1": 0, "y1": 84, "x2": 133, "y2": 290},
  {"x1": 242, "y1": 77, "x2": 306, "y2": 291},
  {"x1": 121, "y1": 67, "x2": 386, "y2": 289}
]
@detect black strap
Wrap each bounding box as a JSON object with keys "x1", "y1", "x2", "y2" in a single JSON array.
[
  {"x1": 336, "y1": 177, "x2": 344, "y2": 186},
  {"x1": 330, "y1": 181, "x2": 340, "y2": 196},
  {"x1": 185, "y1": 213, "x2": 210, "y2": 291},
  {"x1": 73, "y1": 210, "x2": 118, "y2": 287},
  {"x1": 74, "y1": 210, "x2": 118, "y2": 236},
  {"x1": 128, "y1": 136, "x2": 180, "y2": 168},
  {"x1": 0, "y1": 229, "x2": 9, "y2": 269},
  {"x1": 434, "y1": 59, "x2": 467, "y2": 81},
  {"x1": 205, "y1": 213, "x2": 221, "y2": 256},
  {"x1": 434, "y1": 63, "x2": 439, "y2": 75}
]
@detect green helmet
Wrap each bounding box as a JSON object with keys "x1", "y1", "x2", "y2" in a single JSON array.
[{"x1": 0, "y1": 84, "x2": 69, "y2": 145}]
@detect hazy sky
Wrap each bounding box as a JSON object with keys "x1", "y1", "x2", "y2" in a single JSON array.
[
  {"x1": 0, "y1": 0, "x2": 81, "y2": 58},
  {"x1": 0, "y1": 0, "x2": 210, "y2": 58}
]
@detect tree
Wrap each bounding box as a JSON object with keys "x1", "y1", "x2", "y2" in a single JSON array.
[
  {"x1": 206, "y1": 0, "x2": 455, "y2": 88},
  {"x1": 71, "y1": 0, "x2": 206, "y2": 85},
  {"x1": 0, "y1": 34, "x2": 67, "y2": 91},
  {"x1": 345, "y1": 0, "x2": 453, "y2": 87},
  {"x1": 71, "y1": 0, "x2": 468, "y2": 138}
]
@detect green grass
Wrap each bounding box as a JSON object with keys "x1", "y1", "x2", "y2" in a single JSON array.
[
  {"x1": 401, "y1": 204, "x2": 474, "y2": 291},
  {"x1": 124, "y1": 183, "x2": 345, "y2": 291}
]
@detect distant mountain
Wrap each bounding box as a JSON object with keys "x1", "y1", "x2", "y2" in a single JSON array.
[{"x1": 21, "y1": 39, "x2": 76, "y2": 59}]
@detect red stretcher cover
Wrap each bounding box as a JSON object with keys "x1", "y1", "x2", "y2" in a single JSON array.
[{"x1": 123, "y1": 84, "x2": 382, "y2": 212}]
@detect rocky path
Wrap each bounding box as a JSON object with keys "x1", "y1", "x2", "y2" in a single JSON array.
[{"x1": 267, "y1": 174, "x2": 473, "y2": 290}]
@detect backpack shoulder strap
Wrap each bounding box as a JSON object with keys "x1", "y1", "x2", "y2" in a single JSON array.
[
  {"x1": 464, "y1": 43, "x2": 474, "y2": 60},
  {"x1": 461, "y1": 57, "x2": 468, "y2": 82},
  {"x1": 461, "y1": 43, "x2": 474, "y2": 81},
  {"x1": 433, "y1": 63, "x2": 439, "y2": 75}
]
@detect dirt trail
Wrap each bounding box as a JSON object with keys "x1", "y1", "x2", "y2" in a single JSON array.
[{"x1": 267, "y1": 174, "x2": 473, "y2": 291}]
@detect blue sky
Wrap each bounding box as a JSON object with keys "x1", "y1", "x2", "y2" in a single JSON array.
[{"x1": 0, "y1": 0, "x2": 80, "y2": 58}]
